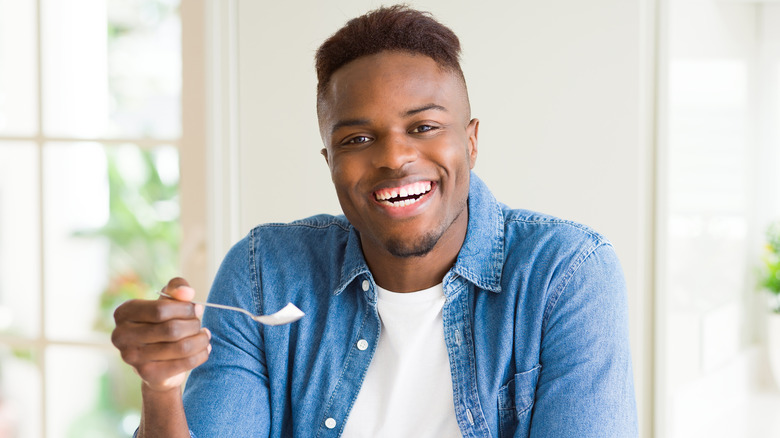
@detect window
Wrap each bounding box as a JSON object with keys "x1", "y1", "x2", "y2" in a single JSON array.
[
  {"x1": 657, "y1": 1, "x2": 780, "y2": 437},
  {"x1": 0, "y1": 1, "x2": 185, "y2": 436}
]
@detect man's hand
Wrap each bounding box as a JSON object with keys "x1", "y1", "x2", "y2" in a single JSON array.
[{"x1": 112, "y1": 277, "x2": 212, "y2": 393}]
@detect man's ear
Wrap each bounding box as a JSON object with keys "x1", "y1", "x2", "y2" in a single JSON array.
[
  {"x1": 466, "y1": 118, "x2": 479, "y2": 169},
  {"x1": 321, "y1": 147, "x2": 330, "y2": 166}
]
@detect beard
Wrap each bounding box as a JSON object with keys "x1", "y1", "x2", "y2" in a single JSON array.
[
  {"x1": 381, "y1": 199, "x2": 469, "y2": 258},
  {"x1": 383, "y1": 230, "x2": 441, "y2": 258}
]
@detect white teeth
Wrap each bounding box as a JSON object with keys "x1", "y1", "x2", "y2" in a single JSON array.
[
  {"x1": 379, "y1": 197, "x2": 418, "y2": 207},
  {"x1": 375, "y1": 181, "x2": 433, "y2": 205}
]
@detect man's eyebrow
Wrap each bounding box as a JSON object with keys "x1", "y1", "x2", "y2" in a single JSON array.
[
  {"x1": 403, "y1": 103, "x2": 447, "y2": 117},
  {"x1": 331, "y1": 118, "x2": 370, "y2": 135},
  {"x1": 330, "y1": 104, "x2": 447, "y2": 135}
]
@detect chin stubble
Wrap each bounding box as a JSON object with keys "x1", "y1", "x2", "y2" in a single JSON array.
[
  {"x1": 384, "y1": 230, "x2": 440, "y2": 258},
  {"x1": 383, "y1": 197, "x2": 469, "y2": 259}
]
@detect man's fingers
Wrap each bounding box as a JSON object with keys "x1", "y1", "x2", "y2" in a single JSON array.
[
  {"x1": 114, "y1": 298, "x2": 198, "y2": 324},
  {"x1": 114, "y1": 318, "x2": 203, "y2": 350},
  {"x1": 136, "y1": 348, "x2": 210, "y2": 381},
  {"x1": 134, "y1": 345, "x2": 212, "y2": 392},
  {"x1": 119, "y1": 328, "x2": 211, "y2": 365},
  {"x1": 111, "y1": 277, "x2": 209, "y2": 394},
  {"x1": 140, "y1": 328, "x2": 211, "y2": 362}
]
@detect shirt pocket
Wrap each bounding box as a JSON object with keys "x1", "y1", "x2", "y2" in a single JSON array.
[{"x1": 498, "y1": 364, "x2": 541, "y2": 438}]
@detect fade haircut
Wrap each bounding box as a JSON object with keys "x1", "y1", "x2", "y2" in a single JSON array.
[{"x1": 315, "y1": 5, "x2": 466, "y2": 109}]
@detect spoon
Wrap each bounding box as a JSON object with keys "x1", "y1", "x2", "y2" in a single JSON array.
[{"x1": 157, "y1": 291, "x2": 304, "y2": 326}]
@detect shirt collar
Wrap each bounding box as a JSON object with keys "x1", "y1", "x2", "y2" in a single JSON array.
[
  {"x1": 334, "y1": 172, "x2": 505, "y2": 296},
  {"x1": 449, "y1": 173, "x2": 504, "y2": 293},
  {"x1": 334, "y1": 226, "x2": 372, "y2": 296}
]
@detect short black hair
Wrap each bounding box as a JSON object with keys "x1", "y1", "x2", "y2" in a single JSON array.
[{"x1": 315, "y1": 5, "x2": 464, "y2": 102}]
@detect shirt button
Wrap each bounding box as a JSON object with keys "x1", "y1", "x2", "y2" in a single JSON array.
[
  {"x1": 325, "y1": 417, "x2": 337, "y2": 429},
  {"x1": 357, "y1": 339, "x2": 369, "y2": 351},
  {"x1": 361, "y1": 280, "x2": 370, "y2": 291}
]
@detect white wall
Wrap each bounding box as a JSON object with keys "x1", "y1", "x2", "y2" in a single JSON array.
[{"x1": 215, "y1": 1, "x2": 655, "y2": 435}]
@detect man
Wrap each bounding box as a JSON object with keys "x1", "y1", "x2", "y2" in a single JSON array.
[{"x1": 112, "y1": 5, "x2": 637, "y2": 437}]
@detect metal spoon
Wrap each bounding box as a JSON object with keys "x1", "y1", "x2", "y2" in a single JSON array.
[{"x1": 157, "y1": 291, "x2": 304, "y2": 326}]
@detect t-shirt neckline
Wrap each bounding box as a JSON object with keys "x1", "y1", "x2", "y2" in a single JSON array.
[{"x1": 374, "y1": 283, "x2": 444, "y2": 304}]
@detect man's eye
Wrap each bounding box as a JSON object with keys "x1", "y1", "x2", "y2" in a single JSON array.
[
  {"x1": 411, "y1": 125, "x2": 437, "y2": 134},
  {"x1": 345, "y1": 136, "x2": 371, "y2": 145}
]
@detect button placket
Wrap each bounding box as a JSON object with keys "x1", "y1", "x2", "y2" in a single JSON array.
[
  {"x1": 443, "y1": 281, "x2": 489, "y2": 436},
  {"x1": 316, "y1": 279, "x2": 380, "y2": 438}
]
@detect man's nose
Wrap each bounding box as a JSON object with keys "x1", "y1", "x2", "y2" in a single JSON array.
[{"x1": 371, "y1": 132, "x2": 418, "y2": 170}]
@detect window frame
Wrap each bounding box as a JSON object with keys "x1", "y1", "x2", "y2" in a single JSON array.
[{"x1": 0, "y1": 1, "x2": 208, "y2": 436}]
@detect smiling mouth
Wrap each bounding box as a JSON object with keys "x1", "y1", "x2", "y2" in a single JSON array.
[{"x1": 374, "y1": 181, "x2": 433, "y2": 207}]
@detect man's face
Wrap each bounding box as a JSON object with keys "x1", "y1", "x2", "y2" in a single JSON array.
[{"x1": 319, "y1": 51, "x2": 478, "y2": 260}]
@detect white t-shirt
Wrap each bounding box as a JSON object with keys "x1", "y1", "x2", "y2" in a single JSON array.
[{"x1": 341, "y1": 283, "x2": 461, "y2": 437}]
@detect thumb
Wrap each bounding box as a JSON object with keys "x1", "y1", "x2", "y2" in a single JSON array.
[{"x1": 162, "y1": 277, "x2": 195, "y2": 302}]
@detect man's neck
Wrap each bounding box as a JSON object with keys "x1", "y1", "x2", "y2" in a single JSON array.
[
  {"x1": 366, "y1": 255, "x2": 450, "y2": 293},
  {"x1": 361, "y1": 216, "x2": 468, "y2": 293}
]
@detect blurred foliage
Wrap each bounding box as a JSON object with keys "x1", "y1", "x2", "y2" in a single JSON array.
[
  {"x1": 72, "y1": 145, "x2": 179, "y2": 437},
  {"x1": 760, "y1": 220, "x2": 780, "y2": 313},
  {"x1": 0, "y1": 0, "x2": 181, "y2": 434},
  {"x1": 106, "y1": 0, "x2": 181, "y2": 138},
  {"x1": 77, "y1": 146, "x2": 180, "y2": 331},
  {"x1": 68, "y1": 0, "x2": 182, "y2": 434}
]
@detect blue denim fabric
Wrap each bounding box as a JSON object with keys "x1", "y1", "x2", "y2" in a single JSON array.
[{"x1": 180, "y1": 173, "x2": 637, "y2": 437}]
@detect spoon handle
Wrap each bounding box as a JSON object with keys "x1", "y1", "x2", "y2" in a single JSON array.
[{"x1": 157, "y1": 291, "x2": 303, "y2": 325}]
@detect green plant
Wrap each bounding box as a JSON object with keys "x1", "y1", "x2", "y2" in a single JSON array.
[
  {"x1": 72, "y1": 145, "x2": 179, "y2": 437},
  {"x1": 78, "y1": 146, "x2": 180, "y2": 331},
  {"x1": 760, "y1": 220, "x2": 780, "y2": 313}
]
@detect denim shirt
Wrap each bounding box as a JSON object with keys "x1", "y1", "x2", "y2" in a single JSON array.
[{"x1": 181, "y1": 173, "x2": 637, "y2": 437}]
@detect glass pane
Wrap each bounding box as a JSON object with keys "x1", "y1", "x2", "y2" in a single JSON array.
[
  {"x1": 44, "y1": 143, "x2": 180, "y2": 341},
  {"x1": 664, "y1": 57, "x2": 752, "y2": 436},
  {"x1": 0, "y1": 143, "x2": 40, "y2": 338},
  {"x1": 774, "y1": 63, "x2": 780, "y2": 215},
  {"x1": 0, "y1": 346, "x2": 41, "y2": 438},
  {"x1": 0, "y1": 0, "x2": 37, "y2": 135},
  {"x1": 667, "y1": 59, "x2": 749, "y2": 311},
  {"x1": 41, "y1": 0, "x2": 109, "y2": 138},
  {"x1": 46, "y1": 346, "x2": 141, "y2": 438},
  {"x1": 42, "y1": 0, "x2": 181, "y2": 138},
  {"x1": 106, "y1": 0, "x2": 182, "y2": 138},
  {"x1": 43, "y1": 142, "x2": 109, "y2": 342}
]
